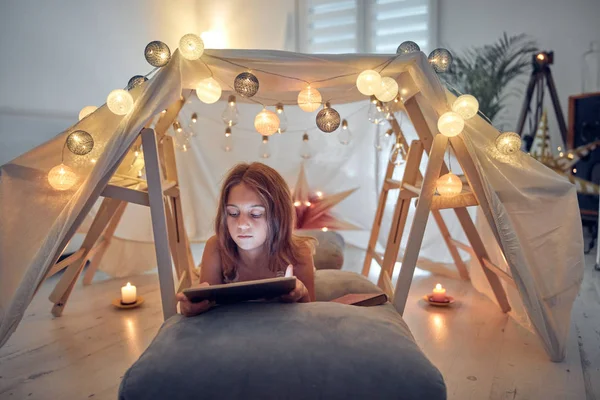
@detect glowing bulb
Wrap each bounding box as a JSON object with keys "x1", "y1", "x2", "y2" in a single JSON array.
[
  {"x1": 222, "y1": 128, "x2": 233, "y2": 152},
  {"x1": 300, "y1": 133, "x2": 311, "y2": 159},
  {"x1": 573, "y1": 168, "x2": 577, "y2": 173},
  {"x1": 234, "y1": 72, "x2": 259, "y2": 98},
  {"x1": 368, "y1": 97, "x2": 386, "y2": 125},
  {"x1": 173, "y1": 121, "x2": 183, "y2": 132},
  {"x1": 316, "y1": 103, "x2": 341, "y2": 133},
  {"x1": 557, "y1": 146, "x2": 562, "y2": 151},
  {"x1": 321, "y1": 227, "x2": 329, "y2": 232},
  {"x1": 338, "y1": 119, "x2": 352, "y2": 145},
  {"x1": 305, "y1": 201, "x2": 312, "y2": 207},
  {"x1": 144, "y1": 41, "x2": 171, "y2": 67},
  {"x1": 298, "y1": 86, "x2": 322, "y2": 112},
  {"x1": 90, "y1": 158, "x2": 97, "y2": 164},
  {"x1": 437, "y1": 112, "x2": 464, "y2": 137},
  {"x1": 259, "y1": 135, "x2": 271, "y2": 159},
  {"x1": 78, "y1": 106, "x2": 97, "y2": 121},
  {"x1": 179, "y1": 33, "x2": 204, "y2": 60},
  {"x1": 196, "y1": 77, "x2": 222, "y2": 104},
  {"x1": 66, "y1": 130, "x2": 94, "y2": 155},
  {"x1": 436, "y1": 173, "x2": 463, "y2": 197},
  {"x1": 107, "y1": 89, "x2": 134, "y2": 115},
  {"x1": 375, "y1": 77, "x2": 399, "y2": 102},
  {"x1": 389, "y1": 142, "x2": 406, "y2": 166},
  {"x1": 222, "y1": 95, "x2": 239, "y2": 127},
  {"x1": 275, "y1": 103, "x2": 288, "y2": 134},
  {"x1": 254, "y1": 109, "x2": 280, "y2": 136},
  {"x1": 495, "y1": 132, "x2": 522, "y2": 155},
  {"x1": 316, "y1": 191, "x2": 323, "y2": 198},
  {"x1": 191, "y1": 113, "x2": 198, "y2": 123},
  {"x1": 451, "y1": 95, "x2": 479, "y2": 119},
  {"x1": 48, "y1": 164, "x2": 77, "y2": 191},
  {"x1": 294, "y1": 201, "x2": 301, "y2": 207},
  {"x1": 567, "y1": 153, "x2": 574, "y2": 160},
  {"x1": 356, "y1": 70, "x2": 382, "y2": 96}
]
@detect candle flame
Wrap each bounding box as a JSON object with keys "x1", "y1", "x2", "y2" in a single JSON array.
[{"x1": 435, "y1": 283, "x2": 442, "y2": 290}]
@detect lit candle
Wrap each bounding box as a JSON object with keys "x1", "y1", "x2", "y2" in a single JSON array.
[
  {"x1": 431, "y1": 283, "x2": 446, "y2": 302},
  {"x1": 121, "y1": 282, "x2": 137, "y2": 304}
]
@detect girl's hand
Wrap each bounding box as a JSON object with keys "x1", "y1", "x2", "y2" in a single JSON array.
[
  {"x1": 176, "y1": 282, "x2": 215, "y2": 317},
  {"x1": 280, "y1": 265, "x2": 309, "y2": 303}
]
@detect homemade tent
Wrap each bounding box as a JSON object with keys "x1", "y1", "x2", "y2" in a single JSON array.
[{"x1": 0, "y1": 46, "x2": 584, "y2": 362}]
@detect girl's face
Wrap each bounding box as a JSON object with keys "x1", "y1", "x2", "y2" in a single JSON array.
[{"x1": 226, "y1": 183, "x2": 269, "y2": 253}]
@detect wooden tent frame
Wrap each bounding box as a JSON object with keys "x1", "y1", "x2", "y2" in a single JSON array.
[
  {"x1": 42, "y1": 97, "x2": 194, "y2": 320},
  {"x1": 362, "y1": 94, "x2": 516, "y2": 316}
]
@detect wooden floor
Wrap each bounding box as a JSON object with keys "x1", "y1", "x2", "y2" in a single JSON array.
[{"x1": 1, "y1": 246, "x2": 599, "y2": 400}]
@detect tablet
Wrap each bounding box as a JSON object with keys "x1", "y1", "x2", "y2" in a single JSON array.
[{"x1": 182, "y1": 276, "x2": 297, "y2": 305}]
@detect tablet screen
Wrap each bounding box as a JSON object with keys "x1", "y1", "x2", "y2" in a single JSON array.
[{"x1": 182, "y1": 276, "x2": 297, "y2": 304}]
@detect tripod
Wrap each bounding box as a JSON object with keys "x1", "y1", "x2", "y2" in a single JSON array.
[{"x1": 516, "y1": 51, "x2": 568, "y2": 152}]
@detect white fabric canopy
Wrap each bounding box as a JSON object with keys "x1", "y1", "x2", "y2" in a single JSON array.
[{"x1": 0, "y1": 49, "x2": 584, "y2": 361}]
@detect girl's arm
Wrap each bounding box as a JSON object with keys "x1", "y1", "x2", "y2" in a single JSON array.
[
  {"x1": 199, "y1": 235, "x2": 224, "y2": 285},
  {"x1": 293, "y1": 248, "x2": 316, "y2": 302}
]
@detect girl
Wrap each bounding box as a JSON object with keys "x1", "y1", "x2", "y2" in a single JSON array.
[{"x1": 176, "y1": 162, "x2": 316, "y2": 317}]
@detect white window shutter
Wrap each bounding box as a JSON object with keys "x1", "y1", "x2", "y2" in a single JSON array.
[
  {"x1": 370, "y1": 0, "x2": 434, "y2": 54},
  {"x1": 302, "y1": 0, "x2": 359, "y2": 54}
]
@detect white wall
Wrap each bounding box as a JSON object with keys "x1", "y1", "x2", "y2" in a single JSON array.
[{"x1": 439, "y1": 0, "x2": 600, "y2": 139}]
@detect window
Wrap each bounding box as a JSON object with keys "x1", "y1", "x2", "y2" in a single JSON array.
[{"x1": 297, "y1": 0, "x2": 437, "y2": 54}]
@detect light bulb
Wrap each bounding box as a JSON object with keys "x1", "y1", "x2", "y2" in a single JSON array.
[
  {"x1": 191, "y1": 113, "x2": 198, "y2": 123},
  {"x1": 179, "y1": 33, "x2": 204, "y2": 60},
  {"x1": 428, "y1": 48, "x2": 453, "y2": 73},
  {"x1": 48, "y1": 163, "x2": 77, "y2": 191},
  {"x1": 173, "y1": 121, "x2": 183, "y2": 132},
  {"x1": 339, "y1": 119, "x2": 352, "y2": 145},
  {"x1": 66, "y1": 130, "x2": 94, "y2": 155},
  {"x1": 375, "y1": 77, "x2": 399, "y2": 102},
  {"x1": 316, "y1": 102, "x2": 341, "y2": 133},
  {"x1": 368, "y1": 97, "x2": 386, "y2": 125},
  {"x1": 356, "y1": 70, "x2": 382, "y2": 96},
  {"x1": 389, "y1": 142, "x2": 406, "y2": 166},
  {"x1": 300, "y1": 133, "x2": 311, "y2": 159},
  {"x1": 78, "y1": 106, "x2": 97, "y2": 121},
  {"x1": 222, "y1": 127, "x2": 233, "y2": 152},
  {"x1": 297, "y1": 86, "x2": 322, "y2": 112},
  {"x1": 495, "y1": 132, "x2": 521, "y2": 155},
  {"x1": 259, "y1": 136, "x2": 271, "y2": 159},
  {"x1": 196, "y1": 77, "x2": 222, "y2": 104},
  {"x1": 452, "y1": 95, "x2": 479, "y2": 120},
  {"x1": 437, "y1": 112, "x2": 464, "y2": 137},
  {"x1": 107, "y1": 89, "x2": 134, "y2": 115},
  {"x1": 436, "y1": 173, "x2": 463, "y2": 196},
  {"x1": 234, "y1": 72, "x2": 259, "y2": 98},
  {"x1": 254, "y1": 108, "x2": 280, "y2": 136},
  {"x1": 275, "y1": 103, "x2": 288, "y2": 134},
  {"x1": 144, "y1": 41, "x2": 171, "y2": 67},
  {"x1": 222, "y1": 95, "x2": 239, "y2": 127}
]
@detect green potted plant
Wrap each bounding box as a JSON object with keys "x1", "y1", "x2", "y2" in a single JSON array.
[{"x1": 443, "y1": 33, "x2": 538, "y2": 127}]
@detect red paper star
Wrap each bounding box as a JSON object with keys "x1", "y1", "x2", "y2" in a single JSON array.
[{"x1": 291, "y1": 164, "x2": 360, "y2": 231}]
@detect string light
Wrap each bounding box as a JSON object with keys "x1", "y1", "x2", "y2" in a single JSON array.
[
  {"x1": 222, "y1": 95, "x2": 239, "y2": 126},
  {"x1": 223, "y1": 127, "x2": 233, "y2": 152},
  {"x1": 437, "y1": 112, "x2": 464, "y2": 137},
  {"x1": 428, "y1": 48, "x2": 453, "y2": 73},
  {"x1": 78, "y1": 106, "x2": 97, "y2": 121},
  {"x1": 234, "y1": 72, "x2": 259, "y2": 97},
  {"x1": 451, "y1": 95, "x2": 479, "y2": 119},
  {"x1": 300, "y1": 133, "x2": 311, "y2": 159},
  {"x1": 48, "y1": 164, "x2": 77, "y2": 191},
  {"x1": 356, "y1": 70, "x2": 382, "y2": 96},
  {"x1": 191, "y1": 113, "x2": 198, "y2": 123},
  {"x1": 375, "y1": 77, "x2": 399, "y2": 102},
  {"x1": 275, "y1": 103, "x2": 288, "y2": 133},
  {"x1": 179, "y1": 33, "x2": 204, "y2": 60},
  {"x1": 259, "y1": 135, "x2": 271, "y2": 158},
  {"x1": 107, "y1": 89, "x2": 134, "y2": 115},
  {"x1": 338, "y1": 119, "x2": 352, "y2": 145},
  {"x1": 495, "y1": 132, "x2": 522, "y2": 155},
  {"x1": 254, "y1": 108, "x2": 280, "y2": 135},
  {"x1": 126, "y1": 75, "x2": 148, "y2": 91},
  {"x1": 436, "y1": 173, "x2": 462, "y2": 197},
  {"x1": 144, "y1": 41, "x2": 171, "y2": 67},
  {"x1": 196, "y1": 77, "x2": 222, "y2": 104},
  {"x1": 297, "y1": 86, "x2": 322, "y2": 112},
  {"x1": 397, "y1": 41, "x2": 420, "y2": 54},
  {"x1": 316, "y1": 102, "x2": 341, "y2": 133},
  {"x1": 66, "y1": 131, "x2": 94, "y2": 155}
]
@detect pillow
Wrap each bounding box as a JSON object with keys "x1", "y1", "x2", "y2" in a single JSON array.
[{"x1": 296, "y1": 229, "x2": 345, "y2": 270}]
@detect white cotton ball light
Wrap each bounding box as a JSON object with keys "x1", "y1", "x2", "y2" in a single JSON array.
[
  {"x1": 436, "y1": 173, "x2": 463, "y2": 197},
  {"x1": 452, "y1": 95, "x2": 479, "y2": 120},
  {"x1": 78, "y1": 106, "x2": 97, "y2": 121},
  {"x1": 437, "y1": 112, "x2": 464, "y2": 137},
  {"x1": 179, "y1": 33, "x2": 204, "y2": 60},
  {"x1": 107, "y1": 89, "x2": 134, "y2": 115},
  {"x1": 196, "y1": 77, "x2": 222, "y2": 104},
  {"x1": 356, "y1": 70, "x2": 382, "y2": 96},
  {"x1": 297, "y1": 86, "x2": 322, "y2": 112},
  {"x1": 375, "y1": 77, "x2": 399, "y2": 102},
  {"x1": 496, "y1": 132, "x2": 522, "y2": 155},
  {"x1": 48, "y1": 164, "x2": 77, "y2": 191},
  {"x1": 254, "y1": 108, "x2": 280, "y2": 136}
]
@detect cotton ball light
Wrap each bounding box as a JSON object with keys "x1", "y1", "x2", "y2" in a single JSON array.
[
  {"x1": 179, "y1": 33, "x2": 204, "y2": 60},
  {"x1": 436, "y1": 173, "x2": 463, "y2": 197},
  {"x1": 107, "y1": 89, "x2": 134, "y2": 115},
  {"x1": 452, "y1": 95, "x2": 479, "y2": 119},
  {"x1": 254, "y1": 108, "x2": 280, "y2": 136},
  {"x1": 126, "y1": 75, "x2": 148, "y2": 91},
  {"x1": 428, "y1": 48, "x2": 453, "y2": 73},
  {"x1": 495, "y1": 132, "x2": 522, "y2": 155},
  {"x1": 356, "y1": 70, "x2": 382, "y2": 96},
  {"x1": 48, "y1": 164, "x2": 77, "y2": 191},
  {"x1": 297, "y1": 86, "x2": 322, "y2": 112},
  {"x1": 437, "y1": 112, "x2": 464, "y2": 137},
  {"x1": 78, "y1": 106, "x2": 97, "y2": 121},
  {"x1": 196, "y1": 77, "x2": 222, "y2": 104},
  {"x1": 234, "y1": 72, "x2": 259, "y2": 98},
  {"x1": 144, "y1": 41, "x2": 171, "y2": 67},
  {"x1": 375, "y1": 77, "x2": 399, "y2": 102},
  {"x1": 396, "y1": 41, "x2": 420, "y2": 54},
  {"x1": 316, "y1": 103, "x2": 341, "y2": 133},
  {"x1": 66, "y1": 130, "x2": 94, "y2": 155}
]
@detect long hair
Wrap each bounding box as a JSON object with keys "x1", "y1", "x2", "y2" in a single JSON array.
[{"x1": 215, "y1": 162, "x2": 314, "y2": 281}]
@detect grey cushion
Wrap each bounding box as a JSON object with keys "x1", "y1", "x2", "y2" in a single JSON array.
[
  {"x1": 315, "y1": 269, "x2": 383, "y2": 301},
  {"x1": 119, "y1": 271, "x2": 446, "y2": 400},
  {"x1": 297, "y1": 229, "x2": 345, "y2": 270}
]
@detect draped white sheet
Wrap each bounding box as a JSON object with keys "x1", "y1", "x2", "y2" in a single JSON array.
[{"x1": 0, "y1": 49, "x2": 584, "y2": 361}]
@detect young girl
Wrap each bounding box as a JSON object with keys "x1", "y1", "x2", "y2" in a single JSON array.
[{"x1": 176, "y1": 162, "x2": 316, "y2": 317}]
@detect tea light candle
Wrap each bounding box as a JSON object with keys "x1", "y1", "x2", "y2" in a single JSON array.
[
  {"x1": 121, "y1": 282, "x2": 137, "y2": 304},
  {"x1": 431, "y1": 283, "x2": 446, "y2": 302}
]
